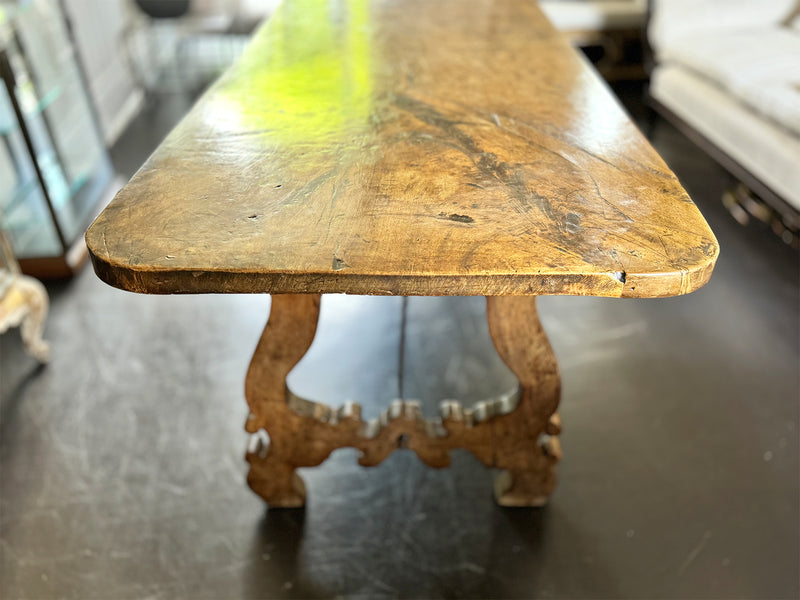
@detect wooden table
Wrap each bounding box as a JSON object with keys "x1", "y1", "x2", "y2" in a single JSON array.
[{"x1": 86, "y1": 0, "x2": 718, "y2": 507}]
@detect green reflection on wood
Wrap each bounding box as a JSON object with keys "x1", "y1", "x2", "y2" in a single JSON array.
[{"x1": 213, "y1": 0, "x2": 373, "y2": 149}]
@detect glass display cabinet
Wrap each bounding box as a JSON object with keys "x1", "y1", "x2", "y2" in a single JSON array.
[{"x1": 0, "y1": 0, "x2": 113, "y2": 278}]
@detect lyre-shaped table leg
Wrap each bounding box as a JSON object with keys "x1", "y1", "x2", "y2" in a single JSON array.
[
  {"x1": 245, "y1": 294, "x2": 321, "y2": 507},
  {"x1": 486, "y1": 296, "x2": 562, "y2": 507}
]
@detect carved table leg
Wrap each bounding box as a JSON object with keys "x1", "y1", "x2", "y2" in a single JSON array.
[
  {"x1": 244, "y1": 294, "x2": 321, "y2": 507},
  {"x1": 486, "y1": 296, "x2": 561, "y2": 507}
]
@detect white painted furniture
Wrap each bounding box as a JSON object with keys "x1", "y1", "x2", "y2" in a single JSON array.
[{"x1": 0, "y1": 231, "x2": 49, "y2": 363}]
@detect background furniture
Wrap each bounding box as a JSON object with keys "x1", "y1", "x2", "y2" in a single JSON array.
[
  {"x1": 122, "y1": 0, "x2": 277, "y2": 95},
  {"x1": 0, "y1": 229, "x2": 49, "y2": 362},
  {"x1": 58, "y1": 0, "x2": 280, "y2": 146},
  {"x1": 0, "y1": 1, "x2": 113, "y2": 278},
  {"x1": 541, "y1": 0, "x2": 647, "y2": 80},
  {"x1": 648, "y1": 0, "x2": 800, "y2": 246}
]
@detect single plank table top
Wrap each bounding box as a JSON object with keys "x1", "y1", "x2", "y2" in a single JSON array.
[{"x1": 86, "y1": 0, "x2": 718, "y2": 298}]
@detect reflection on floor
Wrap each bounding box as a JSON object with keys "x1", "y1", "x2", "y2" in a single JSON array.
[{"x1": 1, "y1": 83, "x2": 798, "y2": 599}]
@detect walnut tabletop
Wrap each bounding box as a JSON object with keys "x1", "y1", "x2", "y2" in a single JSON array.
[{"x1": 86, "y1": 0, "x2": 718, "y2": 298}]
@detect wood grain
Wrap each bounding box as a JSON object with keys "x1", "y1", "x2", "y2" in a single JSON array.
[
  {"x1": 245, "y1": 294, "x2": 561, "y2": 507},
  {"x1": 86, "y1": 0, "x2": 717, "y2": 299}
]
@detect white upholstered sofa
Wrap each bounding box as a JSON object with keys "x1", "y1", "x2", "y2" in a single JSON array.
[{"x1": 648, "y1": 0, "x2": 800, "y2": 232}]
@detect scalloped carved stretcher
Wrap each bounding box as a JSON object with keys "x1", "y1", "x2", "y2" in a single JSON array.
[{"x1": 86, "y1": 0, "x2": 717, "y2": 507}]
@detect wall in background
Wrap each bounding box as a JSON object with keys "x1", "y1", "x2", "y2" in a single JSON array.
[{"x1": 62, "y1": 0, "x2": 144, "y2": 146}]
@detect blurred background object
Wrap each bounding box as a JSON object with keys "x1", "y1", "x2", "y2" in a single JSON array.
[
  {"x1": 540, "y1": 0, "x2": 648, "y2": 80},
  {"x1": 647, "y1": 0, "x2": 800, "y2": 248},
  {"x1": 0, "y1": 228, "x2": 49, "y2": 361},
  {"x1": 0, "y1": 0, "x2": 113, "y2": 278},
  {"x1": 122, "y1": 0, "x2": 278, "y2": 96}
]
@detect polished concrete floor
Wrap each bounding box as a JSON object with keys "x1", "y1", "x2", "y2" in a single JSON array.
[{"x1": 1, "y1": 81, "x2": 798, "y2": 599}]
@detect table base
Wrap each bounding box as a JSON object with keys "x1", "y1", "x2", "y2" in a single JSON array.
[{"x1": 244, "y1": 294, "x2": 561, "y2": 507}]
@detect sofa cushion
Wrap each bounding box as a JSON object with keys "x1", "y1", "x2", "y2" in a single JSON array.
[
  {"x1": 659, "y1": 28, "x2": 800, "y2": 136},
  {"x1": 649, "y1": 0, "x2": 796, "y2": 52}
]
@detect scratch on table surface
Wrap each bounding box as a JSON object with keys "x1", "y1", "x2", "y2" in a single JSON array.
[
  {"x1": 101, "y1": 232, "x2": 110, "y2": 259},
  {"x1": 352, "y1": 562, "x2": 398, "y2": 594},
  {"x1": 679, "y1": 530, "x2": 712, "y2": 575},
  {"x1": 447, "y1": 561, "x2": 486, "y2": 575}
]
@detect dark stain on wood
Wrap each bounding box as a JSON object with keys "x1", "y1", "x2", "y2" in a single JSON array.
[{"x1": 440, "y1": 213, "x2": 475, "y2": 224}]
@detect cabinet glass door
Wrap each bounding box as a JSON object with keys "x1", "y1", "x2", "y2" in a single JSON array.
[
  {"x1": 0, "y1": 0, "x2": 113, "y2": 269},
  {"x1": 0, "y1": 72, "x2": 63, "y2": 258}
]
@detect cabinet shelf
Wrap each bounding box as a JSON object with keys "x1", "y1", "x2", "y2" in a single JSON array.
[{"x1": 0, "y1": 84, "x2": 61, "y2": 137}]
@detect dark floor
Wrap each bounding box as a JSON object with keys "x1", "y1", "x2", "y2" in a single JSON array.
[{"x1": 1, "y1": 80, "x2": 798, "y2": 599}]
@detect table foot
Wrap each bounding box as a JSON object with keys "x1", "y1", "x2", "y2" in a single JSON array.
[
  {"x1": 494, "y1": 469, "x2": 553, "y2": 508},
  {"x1": 244, "y1": 294, "x2": 561, "y2": 508},
  {"x1": 18, "y1": 276, "x2": 50, "y2": 363},
  {"x1": 246, "y1": 433, "x2": 307, "y2": 508},
  {"x1": 493, "y1": 433, "x2": 561, "y2": 507}
]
